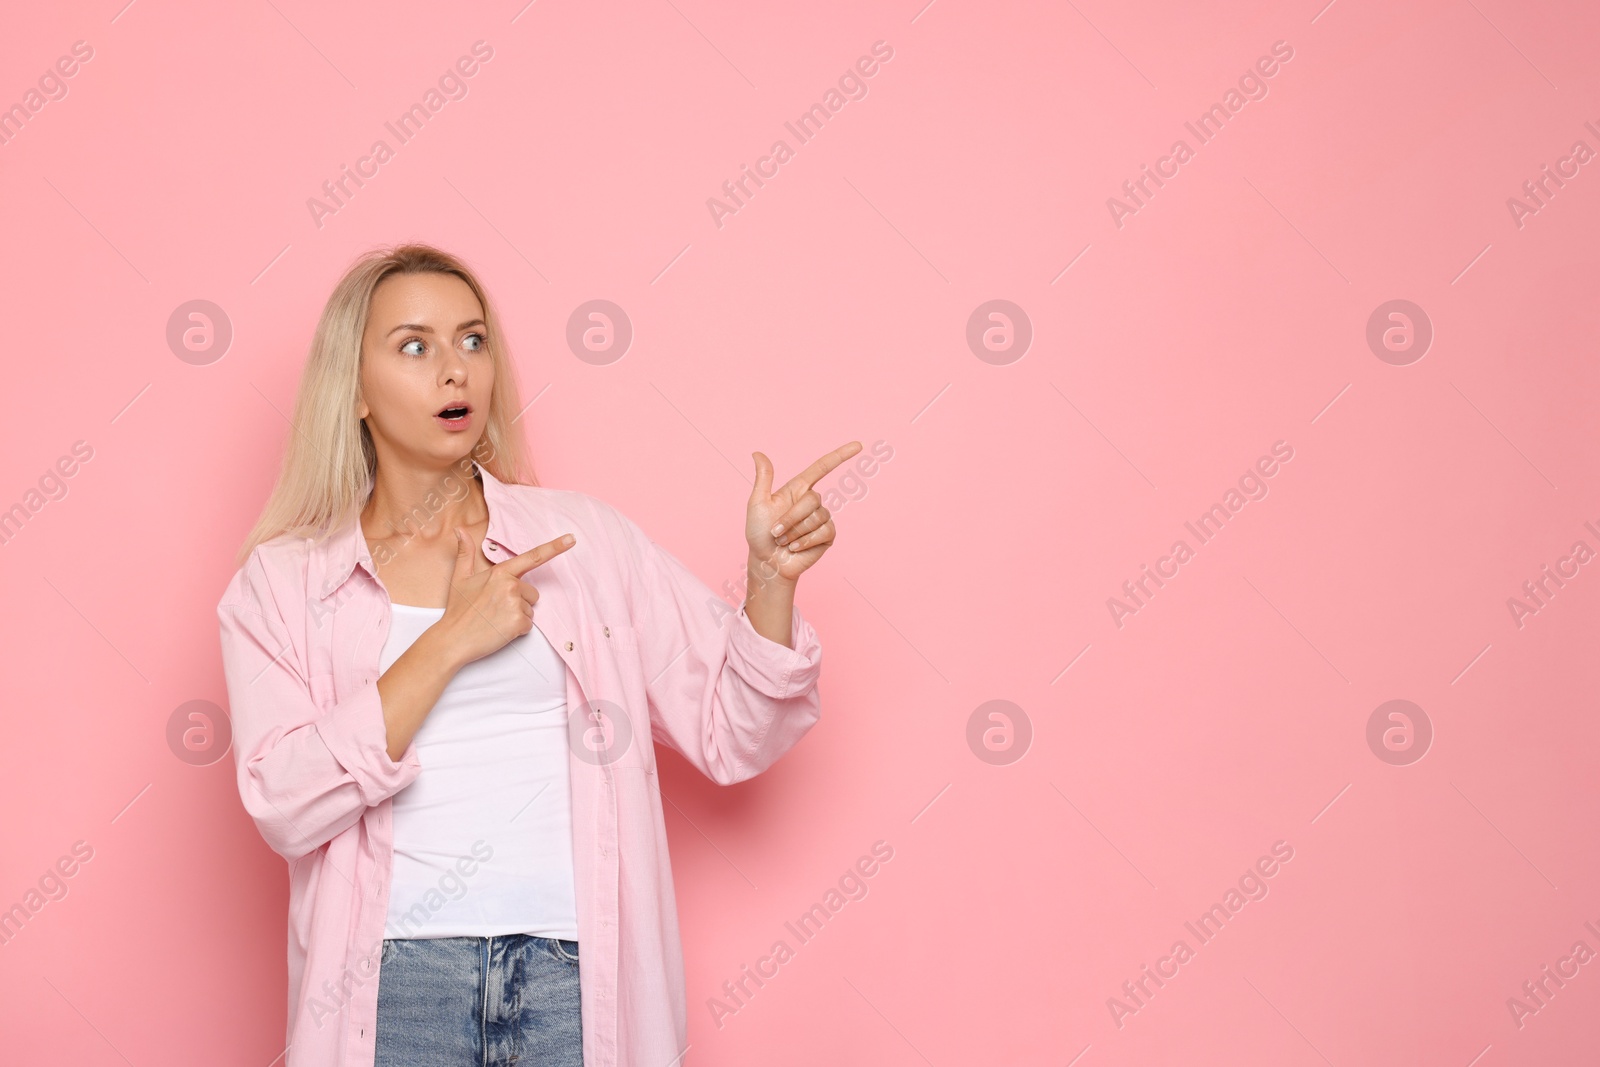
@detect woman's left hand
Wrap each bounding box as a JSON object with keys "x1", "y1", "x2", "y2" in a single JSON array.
[{"x1": 747, "y1": 441, "x2": 863, "y2": 583}]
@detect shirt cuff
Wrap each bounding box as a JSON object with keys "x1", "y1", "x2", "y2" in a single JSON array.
[
  {"x1": 314, "y1": 678, "x2": 422, "y2": 807},
  {"x1": 725, "y1": 601, "x2": 823, "y2": 700}
]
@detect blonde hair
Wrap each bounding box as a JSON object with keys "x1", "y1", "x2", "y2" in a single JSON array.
[{"x1": 234, "y1": 243, "x2": 538, "y2": 568}]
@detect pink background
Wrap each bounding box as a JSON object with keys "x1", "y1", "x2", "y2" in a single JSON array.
[{"x1": 2, "y1": 1, "x2": 1598, "y2": 1064}]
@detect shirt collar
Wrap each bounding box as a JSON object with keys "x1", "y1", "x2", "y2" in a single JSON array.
[{"x1": 314, "y1": 459, "x2": 515, "y2": 599}]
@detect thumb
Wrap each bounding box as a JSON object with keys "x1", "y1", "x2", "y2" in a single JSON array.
[
  {"x1": 453, "y1": 527, "x2": 479, "y2": 579},
  {"x1": 750, "y1": 450, "x2": 774, "y2": 501}
]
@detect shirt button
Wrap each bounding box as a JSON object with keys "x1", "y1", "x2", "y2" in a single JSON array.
[
  {"x1": 603, "y1": 626, "x2": 610, "y2": 638},
  {"x1": 565, "y1": 641, "x2": 574, "y2": 652}
]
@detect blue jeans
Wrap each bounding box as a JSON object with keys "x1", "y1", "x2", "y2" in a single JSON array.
[{"x1": 375, "y1": 934, "x2": 583, "y2": 1066}]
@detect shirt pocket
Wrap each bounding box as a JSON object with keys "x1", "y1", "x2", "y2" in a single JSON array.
[
  {"x1": 588, "y1": 620, "x2": 638, "y2": 654},
  {"x1": 575, "y1": 621, "x2": 650, "y2": 773}
]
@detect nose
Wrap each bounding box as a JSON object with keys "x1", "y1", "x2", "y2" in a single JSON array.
[{"x1": 440, "y1": 346, "x2": 469, "y2": 385}]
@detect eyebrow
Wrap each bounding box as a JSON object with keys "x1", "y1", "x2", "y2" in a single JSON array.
[{"x1": 386, "y1": 318, "x2": 487, "y2": 337}]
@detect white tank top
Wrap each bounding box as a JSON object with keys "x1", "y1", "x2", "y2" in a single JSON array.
[{"x1": 379, "y1": 602, "x2": 579, "y2": 941}]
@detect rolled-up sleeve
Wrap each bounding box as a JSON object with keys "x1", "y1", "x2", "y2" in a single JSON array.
[
  {"x1": 723, "y1": 598, "x2": 823, "y2": 701},
  {"x1": 609, "y1": 508, "x2": 824, "y2": 785},
  {"x1": 217, "y1": 567, "x2": 421, "y2": 862}
]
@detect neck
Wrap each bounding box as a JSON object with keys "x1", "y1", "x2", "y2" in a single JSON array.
[{"x1": 361, "y1": 461, "x2": 486, "y2": 545}]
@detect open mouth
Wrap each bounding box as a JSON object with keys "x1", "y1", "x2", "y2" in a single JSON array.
[{"x1": 437, "y1": 404, "x2": 472, "y2": 421}]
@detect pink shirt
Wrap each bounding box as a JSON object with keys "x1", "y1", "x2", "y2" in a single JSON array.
[{"x1": 216, "y1": 460, "x2": 824, "y2": 1067}]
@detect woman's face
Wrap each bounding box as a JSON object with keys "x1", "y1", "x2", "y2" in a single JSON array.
[{"x1": 357, "y1": 271, "x2": 494, "y2": 465}]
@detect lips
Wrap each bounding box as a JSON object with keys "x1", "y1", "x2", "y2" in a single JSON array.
[{"x1": 435, "y1": 402, "x2": 474, "y2": 432}]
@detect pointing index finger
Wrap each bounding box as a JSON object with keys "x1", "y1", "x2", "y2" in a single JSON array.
[
  {"x1": 499, "y1": 533, "x2": 577, "y2": 577},
  {"x1": 780, "y1": 440, "x2": 864, "y2": 496}
]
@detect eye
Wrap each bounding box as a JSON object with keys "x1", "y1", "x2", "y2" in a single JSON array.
[
  {"x1": 463, "y1": 332, "x2": 487, "y2": 351},
  {"x1": 400, "y1": 338, "x2": 427, "y2": 356}
]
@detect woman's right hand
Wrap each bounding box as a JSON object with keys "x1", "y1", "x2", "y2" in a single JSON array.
[{"x1": 437, "y1": 527, "x2": 577, "y2": 666}]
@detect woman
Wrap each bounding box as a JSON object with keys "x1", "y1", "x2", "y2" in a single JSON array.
[{"x1": 217, "y1": 243, "x2": 855, "y2": 1067}]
